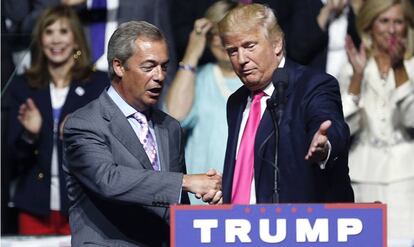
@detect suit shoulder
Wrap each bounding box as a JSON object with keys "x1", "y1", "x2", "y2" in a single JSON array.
[
  {"x1": 299, "y1": 63, "x2": 336, "y2": 82},
  {"x1": 228, "y1": 86, "x2": 248, "y2": 104},
  {"x1": 6, "y1": 75, "x2": 34, "y2": 102},
  {"x1": 89, "y1": 70, "x2": 109, "y2": 82},
  {"x1": 290, "y1": 62, "x2": 338, "y2": 91},
  {"x1": 7, "y1": 75, "x2": 30, "y2": 92},
  {"x1": 68, "y1": 95, "x2": 102, "y2": 122},
  {"x1": 83, "y1": 70, "x2": 110, "y2": 89}
]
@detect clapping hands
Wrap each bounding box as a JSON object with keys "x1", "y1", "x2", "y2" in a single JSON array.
[
  {"x1": 345, "y1": 35, "x2": 367, "y2": 76},
  {"x1": 18, "y1": 98, "x2": 42, "y2": 136}
]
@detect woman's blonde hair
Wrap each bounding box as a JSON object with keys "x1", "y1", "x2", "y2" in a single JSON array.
[
  {"x1": 25, "y1": 5, "x2": 93, "y2": 89},
  {"x1": 357, "y1": 0, "x2": 414, "y2": 59}
]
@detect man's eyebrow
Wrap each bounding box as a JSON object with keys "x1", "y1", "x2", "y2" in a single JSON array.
[{"x1": 141, "y1": 59, "x2": 170, "y2": 65}]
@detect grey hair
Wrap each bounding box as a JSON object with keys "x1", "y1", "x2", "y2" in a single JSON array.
[{"x1": 107, "y1": 21, "x2": 165, "y2": 80}]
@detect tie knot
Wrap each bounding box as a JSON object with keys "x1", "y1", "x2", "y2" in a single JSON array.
[
  {"x1": 252, "y1": 90, "x2": 265, "y2": 101},
  {"x1": 133, "y1": 112, "x2": 148, "y2": 126}
]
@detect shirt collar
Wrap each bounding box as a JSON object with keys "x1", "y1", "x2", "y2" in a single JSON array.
[{"x1": 107, "y1": 86, "x2": 137, "y2": 118}]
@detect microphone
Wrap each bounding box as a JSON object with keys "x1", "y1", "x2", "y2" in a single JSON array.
[
  {"x1": 266, "y1": 68, "x2": 289, "y2": 203},
  {"x1": 272, "y1": 68, "x2": 288, "y2": 124}
]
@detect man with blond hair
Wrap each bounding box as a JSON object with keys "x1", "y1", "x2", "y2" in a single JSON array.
[{"x1": 219, "y1": 4, "x2": 354, "y2": 204}]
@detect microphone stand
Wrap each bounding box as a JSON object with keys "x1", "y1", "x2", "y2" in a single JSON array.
[
  {"x1": 267, "y1": 68, "x2": 288, "y2": 203},
  {"x1": 266, "y1": 98, "x2": 280, "y2": 203}
]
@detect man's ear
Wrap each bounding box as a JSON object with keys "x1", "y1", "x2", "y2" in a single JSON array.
[
  {"x1": 112, "y1": 58, "x2": 125, "y2": 78},
  {"x1": 273, "y1": 37, "x2": 283, "y2": 56}
]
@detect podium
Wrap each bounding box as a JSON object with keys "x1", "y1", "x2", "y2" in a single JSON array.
[{"x1": 171, "y1": 203, "x2": 386, "y2": 246}]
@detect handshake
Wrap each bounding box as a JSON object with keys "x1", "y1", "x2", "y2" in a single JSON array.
[{"x1": 182, "y1": 169, "x2": 223, "y2": 204}]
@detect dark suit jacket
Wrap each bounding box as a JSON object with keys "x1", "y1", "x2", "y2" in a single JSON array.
[
  {"x1": 223, "y1": 60, "x2": 354, "y2": 204},
  {"x1": 6, "y1": 71, "x2": 108, "y2": 216},
  {"x1": 63, "y1": 91, "x2": 189, "y2": 247}
]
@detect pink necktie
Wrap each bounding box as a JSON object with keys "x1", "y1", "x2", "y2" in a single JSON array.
[
  {"x1": 231, "y1": 91, "x2": 265, "y2": 204},
  {"x1": 133, "y1": 112, "x2": 159, "y2": 171}
]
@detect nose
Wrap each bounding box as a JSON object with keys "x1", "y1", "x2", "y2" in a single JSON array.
[
  {"x1": 237, "y1": 48, "x2": 248, "y2": 65},
  {"x1": 153, "y1": 65, "x2": 166, "y2": 82},
  {"x1": 388, "y1": 22, "x2": 396, "y2": 34},
  {"x1": 51, "y1": 32, "x2": 61, "y2": 43}
]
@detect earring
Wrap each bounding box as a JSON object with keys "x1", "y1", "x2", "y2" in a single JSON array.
[{"x1": 73, "y1": 50, "x2": 82, "y2": 60}]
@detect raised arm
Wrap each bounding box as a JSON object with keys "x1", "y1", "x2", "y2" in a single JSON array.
[{"x1": 165, "y1": 18, "x2": 212, "y2": 120}]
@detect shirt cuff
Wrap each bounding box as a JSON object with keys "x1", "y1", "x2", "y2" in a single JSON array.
[
  {"x1": 318, "y1": 140, "x2": 332, "y2": 170},
  {"x1": 178, "y1": 188, "x2": 182, "y2": 203}
]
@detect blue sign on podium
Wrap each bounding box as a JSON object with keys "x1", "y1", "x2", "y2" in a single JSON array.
[{"x1": 171, "y1": 203, "x2": 386, "y2": 246}]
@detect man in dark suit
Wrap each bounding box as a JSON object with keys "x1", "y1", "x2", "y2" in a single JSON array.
[
  {"x1": 218, "y1": 4, "x2": 353, "y2": 204},
  {"x1": 63, "y1": 21, "x2": 222, "y2": 247}
]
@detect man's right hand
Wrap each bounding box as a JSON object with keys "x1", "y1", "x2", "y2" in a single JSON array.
[{"x1": 182, "y1": 168, "x2": 222, "y2": 204}]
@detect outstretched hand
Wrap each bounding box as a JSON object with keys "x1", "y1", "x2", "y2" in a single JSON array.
[{"x1": 305, "y1": 120, "x2": 331, "y2": 162}]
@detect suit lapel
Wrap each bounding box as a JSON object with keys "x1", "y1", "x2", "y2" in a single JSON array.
[
  {"x1": 283, "y1": 59, "x2": 298, "y2": 100},
  {"x1": 35, "y1": 87, "x2": 54, "y2": 131},
  {"x1": 254, "y1": 109, "x2": 275, "y2": 187},
  {"x1": 152, "y1": 112, "x2": 169, "y2": 172},
  {"x1": 228, "y1": 87, "x2": 250, "y2": 166},
  {"x1": 100, "y1": 92, "x2": 153, "y2": 170},
  {"x1": 60, "y1": 82, "x2": 81, "y2": 122},
  {"x1": 254, "y1": 62, "x2": 297, "y2": 200},
  {"x1": 223, "y1": 87, "x2": 249, "y2": 202}
]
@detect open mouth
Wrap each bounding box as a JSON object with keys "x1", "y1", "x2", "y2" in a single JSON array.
[
  {"x1": 148, "y1": 87, "x2": 162, "y2": 96},
  {"x1": 49, "y1": 48, "x2": 66, "y2": 55}
]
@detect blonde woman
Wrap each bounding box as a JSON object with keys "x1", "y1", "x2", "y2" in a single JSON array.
[{"x1": 338, "y1": 0, "x2": 414, "y2": 239}]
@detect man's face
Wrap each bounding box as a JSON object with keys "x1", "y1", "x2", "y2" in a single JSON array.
[
  {"x1": 222, "y1": 28, "x2": 283, "y2": 91},
  {"x1": 113, "y1": 38, "x2": 169, "y2": 111}
]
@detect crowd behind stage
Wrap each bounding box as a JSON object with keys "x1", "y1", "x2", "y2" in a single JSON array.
[{"x1": 1, "y1": 0, "x2": 414, "y2": 242}]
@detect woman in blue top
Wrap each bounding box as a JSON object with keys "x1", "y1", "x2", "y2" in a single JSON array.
[{"x1": 166, "y1": 0, "x2": 242, "y2": 204}]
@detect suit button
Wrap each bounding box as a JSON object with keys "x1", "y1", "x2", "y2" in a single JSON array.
[
  {"x1": 34, "y1": 150, "x2": 39, "y2": 155},
  {"x1": 37, "y1": 172, "x2": 44, "y2": 180}
]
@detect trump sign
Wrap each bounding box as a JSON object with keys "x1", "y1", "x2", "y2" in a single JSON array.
[{"x1": 171, "y1": 203, "x2": 386, "y2": 246}]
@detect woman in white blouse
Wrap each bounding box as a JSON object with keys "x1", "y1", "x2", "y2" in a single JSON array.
[{"x1": 338, "y1": 0, "x2": 414, "y2": 239}]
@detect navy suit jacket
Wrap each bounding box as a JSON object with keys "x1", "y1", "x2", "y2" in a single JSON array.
[
  {"x1": 6, "y1": 71, "x2": 109, "y2": 216},
  {"x1": 223, "y1": 60, "x2": 354, "y2": 203}
]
